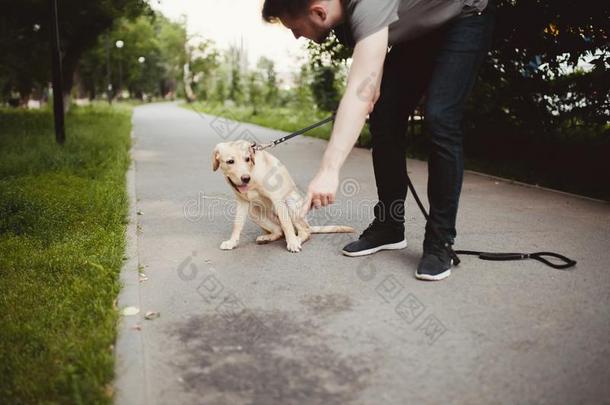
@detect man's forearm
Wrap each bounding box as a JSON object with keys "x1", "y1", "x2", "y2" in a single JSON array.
[
  {"x1": 300, "y1": 27, "x2": 388, "y2": 213},
  {"x1": 319, "y1": 27, "x2": 388, "y2": 174},
  {"x1": 320, "y1": 89, "x2": 370, "y2": 172}
]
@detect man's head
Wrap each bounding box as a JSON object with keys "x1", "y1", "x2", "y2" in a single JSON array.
[{"x1": 262, "y1": 0, "x2": 343, "y2": 44}]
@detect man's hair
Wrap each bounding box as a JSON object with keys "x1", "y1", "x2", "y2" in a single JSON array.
[{"x1": 262, "y1": 0, "x2": 312, "y2": 23}]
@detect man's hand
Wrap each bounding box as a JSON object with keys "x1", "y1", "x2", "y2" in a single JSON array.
[{"x1": 300, "y1": 167, "x2": 339, "y2": 216}]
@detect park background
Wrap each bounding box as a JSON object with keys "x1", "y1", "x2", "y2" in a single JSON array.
[
  {"x1": 2, "y1": 0, "x2": 609, "y2": 199},
  {"x1": 0, "y1": 0, "x2": 608, "y2": 403}
]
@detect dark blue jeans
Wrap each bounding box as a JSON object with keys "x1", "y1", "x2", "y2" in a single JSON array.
[{"x1": 369, "y1": 2, "x2": 496, "y2": 250}]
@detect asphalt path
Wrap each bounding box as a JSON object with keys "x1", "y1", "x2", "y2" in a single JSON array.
[{"x1": 114, "y1": 102, "x2": 610, "y2": 405}]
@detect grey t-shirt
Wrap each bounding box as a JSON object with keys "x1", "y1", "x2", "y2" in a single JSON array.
[{"x1": 334, "y1": 0, "x2": 489, "y2": 48}]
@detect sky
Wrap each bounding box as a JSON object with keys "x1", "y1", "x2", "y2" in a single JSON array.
[{"x1": 150, "y1": 0, "x2": 309, "y2": 75}]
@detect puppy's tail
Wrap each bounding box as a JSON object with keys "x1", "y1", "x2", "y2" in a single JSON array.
[{"x1": 310, "y1": 225, "x2": 355, "y2": 234}]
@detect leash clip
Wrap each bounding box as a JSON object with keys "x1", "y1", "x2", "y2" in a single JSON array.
[{"x1": 251, "y1": 142, "x2": 273, "y2": 152}]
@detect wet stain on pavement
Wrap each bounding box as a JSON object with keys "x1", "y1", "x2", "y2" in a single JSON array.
[
  {"x1": 300, "y1": 294, "x2": 353, "y2": 317},
  {"x1": 170, "y1": 310, "x2": 373, "y2": 405}
]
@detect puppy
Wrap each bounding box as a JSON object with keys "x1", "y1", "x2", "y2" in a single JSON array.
[{"x1": 212, "y1": 140, "x2": 354, "y2": 252}]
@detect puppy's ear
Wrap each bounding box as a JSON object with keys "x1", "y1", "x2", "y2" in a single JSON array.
[
  {"x1": 248, "y1": 145, "x2": 256, "y2": 166},
  {"x1": 212, "y1": 146, "x2": 220, "y2": 171}
]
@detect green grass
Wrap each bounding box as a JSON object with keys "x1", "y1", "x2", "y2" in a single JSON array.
[
  {"x1": 185, "y1": 102, "x2": 373, "y2": 146},
  {"x1": 0, "y1": 104, "x2": 133, "y2": 403}
]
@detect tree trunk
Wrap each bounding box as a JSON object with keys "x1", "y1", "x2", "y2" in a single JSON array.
[
  {"x1": 60, "y1": 38, "x2": 92, "y2": 112},
  {"x1": 63, "y1": 93, "x2": 71, "y2": 113}
]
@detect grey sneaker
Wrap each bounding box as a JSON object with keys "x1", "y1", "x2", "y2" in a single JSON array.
[
  {"x1": 342, "y1": 220, "x2": 407, "y2": 257},
  {"x1": 415, "y1": 244, "x2": 453, "y2": 281}
]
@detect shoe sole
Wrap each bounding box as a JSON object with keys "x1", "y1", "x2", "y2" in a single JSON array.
[
  {"x1": 415, "y1": 268, "x2": 451, "y2": 281},
  {"x1": 341, "y1": 240, "x2": 407, "y2": 257},
  {"x1": 415, "y1": 260, "x2": 453, "y2": 281}
]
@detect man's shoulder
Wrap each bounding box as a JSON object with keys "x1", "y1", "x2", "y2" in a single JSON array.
[{"x1": 335, "y1": 0, "x2": 400, "y2": 47}]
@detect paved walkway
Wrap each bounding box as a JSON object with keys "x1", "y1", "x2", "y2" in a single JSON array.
[{"x1": 114, "y1": 102, "x2": 610, "y2": 404}]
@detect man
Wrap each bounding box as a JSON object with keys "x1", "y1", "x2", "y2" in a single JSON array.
[{"x1": 262, "y1": 0, "x2": 495, "y2": 280}]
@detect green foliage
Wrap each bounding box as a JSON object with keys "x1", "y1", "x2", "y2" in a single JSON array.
[
  {"x1": 202, "y1": 51, "x2": 281, "y2": 109},
  {"x1": 295, "y1": 0, "x2": 610, "y2": 199},
  {"x1": 257, "y1": 57, "x2": 279, "y2": 106},
  {"x1": 190, "y1": 40, "x2": 220, "y2": 101},
  {"x1": 455, "y1": 0, "x2": 610, "y2": 199},
  {"x1": 306, "y1": 32, "x2": 349, "y2": 111},
  {"x1": 78, "y1": 12, "x2": 188, "y2": 99},
  {"x1": 246, "y1": 71, "x2": 264, "y2": 114},
  {"x1": 188, "y1": 102, "x2": 333, "y2": 139},
  {"x1": 186, "y1": 101, "x2": 371, "y2": 146},
  {"x1": 0, "y1": 0, "x2": 151, "y2": 102},
  {"x1": 157, "y1": 15, "x2": 188, "y2": 96},
  {"x1": 213, "y1": 79, "x2": 227, "y2": 103},
  {"x1": 228, "y1": 67, "x2": 243, "y2": 104},
  {"x1": 310, "y1": 66, "x2": 340, "y2": 112},
  {"x1": 467, "y1": 0, "x2": 609, "y2": 135},
  {"x1": 291, "y1": 64, "x2": 315, "y2": 110},
  {"x1": 0, "y1": 105, "x2": 132, "y2": 403}
]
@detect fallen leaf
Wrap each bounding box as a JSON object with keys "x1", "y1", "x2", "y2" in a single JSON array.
[
  {"x1": 122, "y1": 306, "x2": 140, "y2": 316},
  {"x1": 104, "y1": 384, "x2": 115, "y2": 398},
  {"x1": 145, "y1": 311, "x2": 160, "y2": 320}
]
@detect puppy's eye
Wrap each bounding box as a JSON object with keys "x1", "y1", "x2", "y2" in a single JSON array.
[
  {"x1": 226, "y1": 159, "x2": 235, "y2": 164},
  {"x1": 245, "y1": 157, "x2": 250, "y2": 162}
]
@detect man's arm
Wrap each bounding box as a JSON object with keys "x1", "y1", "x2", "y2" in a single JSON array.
[{"x1": 302, "y1": 27, "x2": 389, "y2": 214}]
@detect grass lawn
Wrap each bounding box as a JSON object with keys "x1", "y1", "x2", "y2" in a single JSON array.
[
  {"x1": 184, "y1": 102, "x2": 373, "y2": 146},
  {"x1": 0, "y1": 104, "x2": 132, "y2": 403}
]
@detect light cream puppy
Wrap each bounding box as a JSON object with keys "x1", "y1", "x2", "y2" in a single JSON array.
[{"x1": 212, "y1": 140, "x2": 353, "y2": 252}]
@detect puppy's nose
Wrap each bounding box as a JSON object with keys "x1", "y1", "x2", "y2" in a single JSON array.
[{"x1": 241, "y1": 175, "x2": 250, "y2": 184}]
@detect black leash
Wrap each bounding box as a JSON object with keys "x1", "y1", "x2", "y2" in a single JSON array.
[
  {"x1": 252, "y1": 112, "x2": 336, "y2": 151},
  {"x1": 255, "y1": 114, "x2": 577, "y2": 271},
  {"x1": 406, "y1": 176, "x2": 577, "y2": 270}
]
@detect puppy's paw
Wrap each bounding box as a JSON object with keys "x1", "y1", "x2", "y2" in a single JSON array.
[
  {"x1": 220, "y1": 239, "x2": 238, "y2": 250},
  {"x1": 286, "y1": 238, "x2": 302, "y2": 253},
  {"x1": 256, "y1": 234, "x2": 273, "y2": 244}
]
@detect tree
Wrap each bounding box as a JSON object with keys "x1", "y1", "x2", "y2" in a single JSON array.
[
  {"x1": 306, "y1": 1, "x2": 608, "y2": 127},
  {"x1": 291, "y1": 63, "x2": 314, "y2": 110},
  {"x1": 0, "y1": 0, "x2": 151, "y2": 105},
  {"x1": 190, "y1": 39, "x2": 220, "y2": 101},
  {"x1": 225, "y1": 44, "x2": 246, "y2": 104},
  {"x1": 213, "y1": 78, "x2": 227, "y2": 103},
  {"x1": 466, "y1": 0, "x2": 609, "y2": 135},
  {"x1": 306, "y1": 32, "x2": 349, "y2": 111},
  {"x1": 228, "y1": 67, "x2": 243, "y2": 104},
  {"x1": 157, "y1": 14, "x2": 188, "y2": 98},
  {"x1": 256, "y1": 57, "x2": 279, "y2": 107},
  {"x1": 78, "y1": 14, "x2": 163, "y2": 100},
  {"x1": 246, "y1": 72, "x2": 263, "y2": 114}
]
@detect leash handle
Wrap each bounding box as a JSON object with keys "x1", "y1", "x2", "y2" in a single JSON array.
[
  {"x1": 530, "y1": 252, "x2": 577, "y2": 270},
  {"x1": 405, "y1": 174, "x2": 577, "y2": 271},
  {"x1": 455, "y1": 250, "x2": 577, "y2": 270}
]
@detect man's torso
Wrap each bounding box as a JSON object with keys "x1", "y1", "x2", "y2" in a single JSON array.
[{"x1": 334, "y1": 0, "x2": 489, "y2": 47}]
